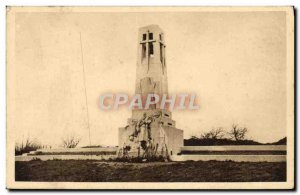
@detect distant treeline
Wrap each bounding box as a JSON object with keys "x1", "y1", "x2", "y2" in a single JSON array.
[{"x1": 184, "y1": 137, "x2": 287, "y2": 146}]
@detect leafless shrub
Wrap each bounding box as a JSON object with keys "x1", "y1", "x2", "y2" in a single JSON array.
[
  {"x1": 228, "y1": 124, "x2": 248, "y2": 141},
  {"x1": 210, "y1": 127, "x2": 225, "y2": 139},
  {"x1": 200, "y1": 132, "x2": 211, "y2": 139},
  {"x1": 15, "y1": 137, "x2": 42, "y2": 156},
  {"x1": 61, "y1": 135, "x2": 81, "y2": 148},
  {"x1": 201, "y1": 127, "x2": 224, "y2": 140}
]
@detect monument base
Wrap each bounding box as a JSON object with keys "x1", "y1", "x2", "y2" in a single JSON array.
[{"x1": 118, "y1": 117, "x2": 183, "y2": 159}]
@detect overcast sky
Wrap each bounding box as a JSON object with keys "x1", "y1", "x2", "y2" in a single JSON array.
[{"x1": 10, "y1": 9, "x2": 287, "y2": 147}]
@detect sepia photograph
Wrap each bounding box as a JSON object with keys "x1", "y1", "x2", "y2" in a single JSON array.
[{"x1": 6, "y1": 6, "x2": 294, "y2": 189}]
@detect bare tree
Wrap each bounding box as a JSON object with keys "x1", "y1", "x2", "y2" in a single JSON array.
[
  {"x1": 228, "y1": 124, "x2": 248, "y2": 141},
  {"x1": 201, "y1": 132, "x2": 212, "y2": 139},
  {"x1": 62, "y1": 135, "x2": 81, "y2": 148},
  {"x1": 201, "y1": 127, "x2": 224, "y2": 140},
  {"x1": 210, "y1": 127, "x2": 225, "y2": 139}
]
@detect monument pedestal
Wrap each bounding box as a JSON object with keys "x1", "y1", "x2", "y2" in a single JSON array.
[{"x1": 118, "y1": 110, "x2": 183, "y2": 158}]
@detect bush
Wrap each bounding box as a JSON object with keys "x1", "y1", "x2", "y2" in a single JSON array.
[
  {"x1": 61, "y1": 135, "x2": 81, "y2": 148},
  {"x1": 15, "y1": 138, "x2": 42, "y2": 156}
]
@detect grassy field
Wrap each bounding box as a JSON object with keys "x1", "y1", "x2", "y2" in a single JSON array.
[{"x1": 15, "y1": 160, "x2": 286, "y2": 182}]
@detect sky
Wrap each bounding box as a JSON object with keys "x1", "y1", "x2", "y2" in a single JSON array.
[{"x1": 9, "y1": 9, "x2": 287, "y2": 147}]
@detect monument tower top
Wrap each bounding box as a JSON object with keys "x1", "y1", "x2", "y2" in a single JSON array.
[{"x1": 135, "y1": 25, "x2": 168, "y2": 98}]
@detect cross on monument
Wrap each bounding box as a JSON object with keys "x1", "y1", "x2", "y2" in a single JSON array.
[{"x1": 139, "y1": 31, "x2": 166, "y2": 73}]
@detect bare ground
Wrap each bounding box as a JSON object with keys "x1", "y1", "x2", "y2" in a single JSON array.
[{"x1": 15, "y1": 160, "x2": 286, "y2": 182}]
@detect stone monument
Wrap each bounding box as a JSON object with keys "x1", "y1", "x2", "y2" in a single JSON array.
[{"x1": 118, "y1": 25, "x2": 183, "y2": 159}]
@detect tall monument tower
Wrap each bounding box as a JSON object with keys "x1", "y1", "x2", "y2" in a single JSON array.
[
  {"x1": 118, "y1": 25, "x2": 183, "y2": 159},
  {"x1": 132, "y1": 25, "x2": 171, "y2": 120}
]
